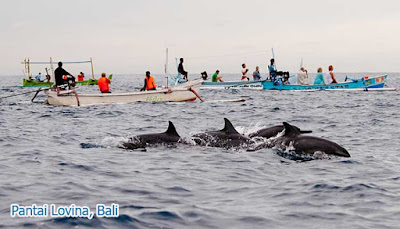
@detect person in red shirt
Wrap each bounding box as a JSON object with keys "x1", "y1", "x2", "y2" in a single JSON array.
[
  {"x1": 77, "y1": 72, "x2": 85, "y2": 81},
  {"x1": 97, "y1": 73, "x2": 111, "y2": 93}
]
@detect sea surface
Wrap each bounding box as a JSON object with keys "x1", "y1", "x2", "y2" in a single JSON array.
[{"x1": 0, "y1": 73, "x2": 399, "y2": 228}]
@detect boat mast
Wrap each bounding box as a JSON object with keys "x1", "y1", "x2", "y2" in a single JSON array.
[
  {"x1": 50, "y1": 57, "x2": 55, "y2": 86},
  {"x1": 90, "y1": 57, "x2": 95, "y2": 79},
  {"x1": 27, "y1": 58, "x2": 31, "y2": 78},
  {"x1": 271, "y1": 48, "x2": 276, "y2": 69},
  {"x1": 165, "y1": 48, "x2": 168, "y2": 89}
]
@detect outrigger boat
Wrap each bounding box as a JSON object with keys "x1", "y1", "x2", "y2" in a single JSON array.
[
  {"x1": 46, "y1": 79, "x2": 203, "y2": 106},
  {"x1": 168, "y1": 72, "x2": 263, "y2": 90},
  {"x1": 261, "y1": 75, "x2": 389, "y2": 91},
  {"x1": 201, "y1": 80, "x2": 263, "y2": 90},
  {"x1": 46, "y1": 49, "x2": 203, "y2": 106},
  {"x1": 18, "y1": 57, "x2": 109, "y2": 87}
]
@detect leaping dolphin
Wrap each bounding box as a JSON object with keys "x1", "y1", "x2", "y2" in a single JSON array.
[
  {"x1": 192, "y1": 118, "x2": 254, "y2": 149},
  {"x1": 249, "y1": 124, "x2": 312, "y2": 139},
  {"x1": 271, "y1": 122, "x2": 350, "y2": 157},
  {"x1": 122, "y1": 121, "x2": 181, "y2": 149}
]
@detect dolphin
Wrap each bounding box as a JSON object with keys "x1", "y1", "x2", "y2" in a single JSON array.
[
  {"x1": 249, "y1": 124, "x2": 312, "y2": 139},
  {"x1": 271, "y1": 122, "x2": 350, "y2": 157},
  {"x1": 192, "y1": 118, "x2": 254, "y2": 149},
  {"x1": 122, "y1": 121, "x2": 181, "y2": 149}
]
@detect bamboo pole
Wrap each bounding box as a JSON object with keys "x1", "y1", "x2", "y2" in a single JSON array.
[
  {"x1": 90, "y1": 57, "x2": 95, "y2": 79},
  {"x1": 50, "y1": 57, "x2": 55, "y2": 86}
]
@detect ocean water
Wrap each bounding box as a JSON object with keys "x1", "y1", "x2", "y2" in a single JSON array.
[{"x1": 0, "y1": 73, "x2": 399, "y2": 228}]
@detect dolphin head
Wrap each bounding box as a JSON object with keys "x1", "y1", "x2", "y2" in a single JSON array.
[
  {"x1": 249, "y1": 123, "x2": 312, "y2": 139},
  {"x1": 282, "y1": 122, "x2": 302, "y2": 137}
]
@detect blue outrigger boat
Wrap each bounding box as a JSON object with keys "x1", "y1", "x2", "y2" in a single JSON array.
[{"x1": 262, "y1": 75, "x2": 388, "y2": 91}]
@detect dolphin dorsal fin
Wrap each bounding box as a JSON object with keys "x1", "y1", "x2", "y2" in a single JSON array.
[
  {"x1": 165, "y1": 121, "x2": 180, "y2": 137},
  {"x1": 283, "y1": 122, "x2": 301, "y2": 137},
  {"x1": 221, "y1": 118, "x2": 239, "y2": 134}
]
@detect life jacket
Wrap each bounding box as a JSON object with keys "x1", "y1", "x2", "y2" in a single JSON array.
[
  {"x1": 77, "y1": 74, "x2": 84, "y2": 81},
  {"x1": 98, "y1": 77, "x2": 110, "y2": 92},
  {"x1": 145, "y1": 76, "x2": 157, "y2": 90}
]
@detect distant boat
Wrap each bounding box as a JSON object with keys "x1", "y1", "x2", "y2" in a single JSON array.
[
  {"x1": 261, "y1": 75, "x2": 388, "y2": 91},
  {"x1": 17, "y1": 57, "x2": 107, "y2": 87},
  {"x1": 46, "y1": 79, "x2": 203, "y2": 106},
  {"x1": 22, "y1": 75, "x2": 112, "y2": 87}
]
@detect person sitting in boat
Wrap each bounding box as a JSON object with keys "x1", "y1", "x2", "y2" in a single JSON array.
[
  {"x1": 35, "y1": 72, "x2": 42, "y2": 82},
  {"x1": 297, "y1": 67, "x2": 309, "y2": 85},
  {"x1": 55, "y1": 61, "x2": 75, "y2": 86},
  {"x1": 328, "y1": 65, "x2": 338, "y2": 84},
  {"x1": 314, "y1": 68, "x2": 326, "y2": 85},
  {"x1": 253, "y1": 66, "x2": 261, "y2": 81},
  {"x1": 98, "y1": 73, "x2": 111, "y2": 93},
  {"x1": 268, "y1": 59, "x2": 290, "y2": 83},
  {"x1": 77, "y1": 72, "x2": 85, "y2": 82},
  {"x1": 178, "y1": 58, "x2": 188, "y2": 81},
  {"x1": 241, "y1": 64, "x2": 249, "y2": 81},
  {"x1": 268, "y1": 59, "x2": 277, "y2": 81},
  {"x1": 212, "y1": 70, "x2": 224, "y2": 82},
  {"x1": 201, "y1": 71, "x2": 208, "y2": 80},
  {"x1": 140, "y1": 71, "x2": 157, "y2": 91}
]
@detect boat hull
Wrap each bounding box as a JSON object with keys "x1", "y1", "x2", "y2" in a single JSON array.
[
  {"x1": 261, "y1": 75, "x2": 387, "y2": 90},
  {"x1": 201, "y1": 80, "x2": 263, "y2": 90},
  {"x1": 22, "y1": 78, "x2": 101, "y2": 87},
  {"x1": 46, "y1": 79, "x2": 203, "y2": 106}
]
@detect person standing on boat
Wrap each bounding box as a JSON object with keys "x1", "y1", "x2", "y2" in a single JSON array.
[
  {"x1": 314, "y1": 68, "x2": 326, "y2": 85},
  {"x1": 77, "y1": 72, "x2": 85, "y2": 82},
  {"x1": 98, "y1": 73, "x2": 111, "y2": 93},
  {"x1": 241, "y1": 64, "x2": 249, "y2": 81},
  {"x1": 297, "y1": 67, "x2": 309, "y2": 85},
  {"x1": 253, "y1": 66, "x2": 261, "y2": 81},
  {"x1": 140, "y1": 71, "x2": 157, "y2": 91},
  {"x1": 212, "y1": 70, "x2": 224, "y2": 82},
  {"x1": 35, "y1": 72, "x2": 42, "y2": 82},
  {"x1": 178, "y1": 58, "x2": 188, "y2": 81},
  {"x1": 55, "y1": 61, "x2": 75, "y2": 86},
  {"x1": 328, "y1": 65, "x2": 338, "y2": 84}
]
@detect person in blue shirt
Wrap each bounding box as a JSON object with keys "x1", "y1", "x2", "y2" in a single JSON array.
[
  {"x1": 314, "y1": 68, "x2": 326, "y2": 85},
  {"x1": 268, "y1": 59, "x2": 277, "y2": 81},
  {"x1": 35, "y1": 73, "x2": 42, "y2": 82},
  {"x1": 253, "y1": 66, "x2": 261, "y2": 81}
]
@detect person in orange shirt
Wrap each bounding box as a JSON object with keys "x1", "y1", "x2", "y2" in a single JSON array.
[
  {"x1": 98, "y1": 73, "x2": 111, "y2": 93},
  {"x1": 140, "y1": 71, "x2": 157, "y2": 91},
  {"x1": 77, "y1": 72, "x2": 85, "y2": 81}
]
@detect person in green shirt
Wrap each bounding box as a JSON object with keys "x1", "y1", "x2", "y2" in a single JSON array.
[{"x1": 212, "y1": 70, "x2": 223, "y2": 82}]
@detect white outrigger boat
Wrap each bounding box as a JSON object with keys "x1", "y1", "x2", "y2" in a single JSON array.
[
  {"x1": 46, "y1": 49, "x2": 204, "y2": 106},
  {"x1": 46, "y1": 79, "x2": 203, "y2": 106}
]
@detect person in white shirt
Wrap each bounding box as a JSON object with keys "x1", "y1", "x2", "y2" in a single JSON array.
[{"x1": 297, "y1": 67, "x2": 309, "y2": 85}]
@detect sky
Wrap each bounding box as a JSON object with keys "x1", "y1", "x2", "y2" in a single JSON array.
[{"x1": 1, "y1": 0, "x2": 400, "y2": 76}]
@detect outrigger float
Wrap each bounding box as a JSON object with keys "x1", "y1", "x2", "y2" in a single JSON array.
[{"x1": 18, "y1": 57, "x2": 107, "y2": 87}]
